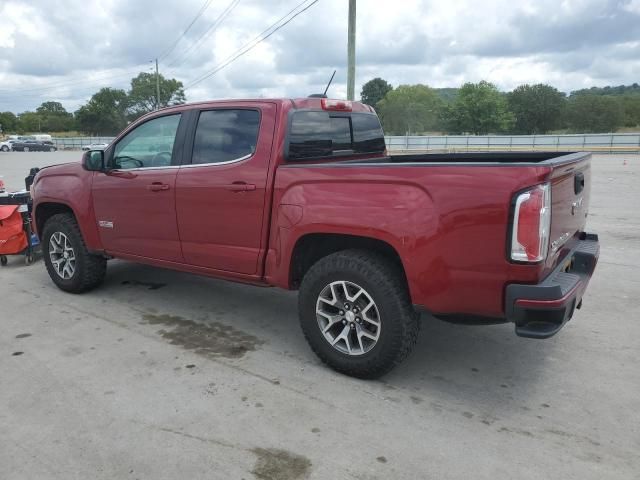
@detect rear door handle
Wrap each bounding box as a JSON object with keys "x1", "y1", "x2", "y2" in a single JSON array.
[
  {"x1": 147, "y1": 183, "x2": 170, "y2": 192},
  {"x1": 223, "y1": 182, "x2": 256, "y2": 192}
]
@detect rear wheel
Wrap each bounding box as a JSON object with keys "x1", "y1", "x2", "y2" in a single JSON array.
[
  {"x1": 0, "y1": 255, "x2": 7, "y2": 266},
  {"x1": 49, "y1": 147, "x2": 55, "y2": 152},
  {"x1": 42, "y1": 213, "x2": 106, "y2": 293},
  {"x1": 23, "y1": 147, "x2": 29, "y2": 152},
  {"x1": 298, "y1": 249, "x2": 420, "y2": 379}
]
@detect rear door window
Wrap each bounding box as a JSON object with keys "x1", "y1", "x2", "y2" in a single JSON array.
[{"x1": 191, "y1": 109, "x2": 260, "y2": 165}]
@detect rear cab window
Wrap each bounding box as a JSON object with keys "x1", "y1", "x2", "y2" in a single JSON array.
[{"x1": 287, "y1": 110, "x2": 385, "y2": 161}]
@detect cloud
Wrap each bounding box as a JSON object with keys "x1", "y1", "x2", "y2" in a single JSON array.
[{"x1": 0, "y1": 0, "x2": 639, "y2": 113}]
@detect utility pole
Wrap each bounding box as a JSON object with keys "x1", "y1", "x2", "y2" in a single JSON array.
[
  {"x1": 155, "y1": 58, "x2": 161, "y2": 110},
  {"x1": 347, "y1": 0, "x2": 356, "y2": 101}
]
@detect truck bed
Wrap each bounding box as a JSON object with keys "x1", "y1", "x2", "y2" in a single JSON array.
[{"x1": 382, "y1": 151, "x2": 587, "y2": 164}]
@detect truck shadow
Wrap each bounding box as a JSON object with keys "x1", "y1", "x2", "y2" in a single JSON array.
[{"x1": 101, "y1": 261, "x2": 557, "y2": 416}]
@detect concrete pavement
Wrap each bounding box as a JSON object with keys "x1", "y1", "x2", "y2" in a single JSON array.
[{"x1": 1, "y1": 151, "x2": 638, "y2": 479}]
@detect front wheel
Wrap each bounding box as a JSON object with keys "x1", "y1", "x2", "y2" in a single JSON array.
[
  {"x1": 23, "y1": 147, "x2": 29, "y2": 152},
  {"x1": 49, "y1": 147, "x2": 56, "y2": 152},
  {"x1": 42, "y1": 213, "x2": 106, "y2": 293},
  {"x1": 298, "y1": 250, "x2": 420, "y2": 379},
  {"x1": 1, "y1": 146, "x2": 8, "y2": 152}
]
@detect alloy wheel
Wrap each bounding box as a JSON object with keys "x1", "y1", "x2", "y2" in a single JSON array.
[
  {"x1": 49, "y1": 232, "x2": 76, "y2": 279},
  {"x1": 315, "y1": 280, "x2": 381, "y2": 355}
]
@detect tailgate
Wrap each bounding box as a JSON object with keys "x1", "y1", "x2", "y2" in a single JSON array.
[{"x1": 546, "y1": 153, "x2": 591, "y2": 270}]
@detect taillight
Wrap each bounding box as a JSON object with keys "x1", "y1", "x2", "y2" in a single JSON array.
[
  {"x1": 321, "y1": 98, "x2": 352, "y2": 111},
  {"x1": 510, "y1": 183, "x2": 551, "y2": 262}
]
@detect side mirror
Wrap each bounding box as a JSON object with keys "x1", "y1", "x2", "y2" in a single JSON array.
[{"x1": 82, "y1": 150, "x2": 105, "y2": 171}]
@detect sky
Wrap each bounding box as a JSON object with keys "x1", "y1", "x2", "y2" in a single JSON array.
[{"x1": 0, "y1": 0, "x2": 639, "y2": 113}]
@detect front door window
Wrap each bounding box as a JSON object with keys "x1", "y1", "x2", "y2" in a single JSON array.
[{"x1": 112, "y1": 114, "x2": 181, "y2": 169}]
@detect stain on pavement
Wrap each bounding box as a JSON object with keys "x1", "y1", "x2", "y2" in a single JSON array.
[
  {"x1": 251, "y1": 448, "x2": 311, "y2": 480},
  {"x1": 142, "y1": 313, "x2": 263, "y2": 359}
]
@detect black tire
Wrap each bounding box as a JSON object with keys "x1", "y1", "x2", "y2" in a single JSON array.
[
  {"x1": 298, "y1": 249, "x2": 420, "y2": 379},
  {"x1": 42, "y1": 213, "x2": 106, "y2": 293},
  {"x1": 0, "y1": 255, "x2": 7, "y2": 266}
]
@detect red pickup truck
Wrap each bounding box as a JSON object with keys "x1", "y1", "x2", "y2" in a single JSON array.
[{"x1": 30, "y1": 97, "x2": 599, "y2": 378}]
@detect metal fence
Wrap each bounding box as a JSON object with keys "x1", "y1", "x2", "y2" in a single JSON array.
[
  {"x1": 52, "y1": 133, "x2": 640, "y2": 153},
  {"x1": 52, "y1": 137, "x2": 115, "y2": 150},
  {"x1": 385, "y1": 133, "x2": 640, "y2": 153}
]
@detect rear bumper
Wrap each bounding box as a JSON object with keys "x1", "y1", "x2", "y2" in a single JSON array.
[{"x1": 505, "y1": 232, "x2": 599, "y2": 339}]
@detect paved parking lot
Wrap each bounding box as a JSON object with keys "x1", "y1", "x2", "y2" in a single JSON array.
[{"x1": 1, "y1": 151, "x2": 639, "y2": 479}]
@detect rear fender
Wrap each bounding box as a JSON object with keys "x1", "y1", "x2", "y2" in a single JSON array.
[{"x1": 265, "y1": 181, "x2": 436, "y2": 302}]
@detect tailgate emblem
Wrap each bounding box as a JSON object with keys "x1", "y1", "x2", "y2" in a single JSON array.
[
  {"x1": 98, "y1": 220, "x2": 114, "y2": 229},
  {"x1": 551, "y1": 232, "x2": 572, "y2": 253}
]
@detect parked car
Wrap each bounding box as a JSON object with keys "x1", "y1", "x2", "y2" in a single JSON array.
[
  {"x1": 29, "y1": 97, "x2": 599, "y2": 378},
  {"x1": 12, "y1": 140, "x2": 57, "y2": 152},
  {"x1": 0, "y1": 139, "x2": 19, "y2": 152},
  {"x1": 82, "y1": 142, "x2": 109, "y2": 151}
]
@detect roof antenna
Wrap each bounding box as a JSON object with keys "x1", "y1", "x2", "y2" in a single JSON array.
[
  {"x1": 309, "y1": 70, "x2": 337, "y2": 98},
  {"x1": 323, "y1": 70, "x2": 337, "y2": 96}
]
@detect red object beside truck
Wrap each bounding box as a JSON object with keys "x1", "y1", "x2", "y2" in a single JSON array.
[{"x1": 29, "y1": 97, "x2": 599, "y2": 378}]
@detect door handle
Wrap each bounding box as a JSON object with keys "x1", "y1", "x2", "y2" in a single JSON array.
[
  {"x1": 223, "y1": 182, "x2": 256, "y2": 192},
  {"x1": 147, "y1": 183, "x2": 170, "y2": 192}
]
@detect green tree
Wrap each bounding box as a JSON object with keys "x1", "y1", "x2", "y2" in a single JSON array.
[
  {"x1": 17, "y1": 112, "x2": 43, "y2": 132},
  {"x1": 36, "y1": 101, "x2": 74, "y2": 132},
  {"x1": 434, "y1": 88, "x2": 459, "y2": 103},
  {"x1": 620, "y1": 94, "x2": 640, "y2": 127},
  {"x1": 127, "y1": 72, "x2": 186, "y2": 118},
  {"x1": 36, "y1": 101, "x2": 68, "y2": 116},
  {"x1": 376, "y1": 84, "x2": 443, "y2": 135},
  {"x1": 443, "y1": 81, "x2": 514, "y2": 135},
  {"x1": 75, "y1": 88, "x2": 129, "y2": 135},
  {"x1": 565, "y1": 95, "x2": 625, "y2": 133},
  {"x1": 507, "y1": 84, "x2": 566, "y2": 134},
  {"x1": 0, "y1": 111, "x2": 19, "y2": 133},
  {"x1": 360, "y1": 78, "x2": 393, "y2": 108},
  {"x1": 571, "y1": 83, "x2": 640, "y2": 96}
]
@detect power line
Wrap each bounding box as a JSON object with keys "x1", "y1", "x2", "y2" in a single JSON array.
[
  {"x1": 185, "y1": 0, "x2": 319, "y2": 90},
  {"x1": 158, "y1": 0, "x2": 215, "y2": 61},
  {"x1": 165, "y1": 0, "x2": 241, "y2": 70},
  {"x1": 0, "y1": 65, "x2": 148, "y2": 96}
]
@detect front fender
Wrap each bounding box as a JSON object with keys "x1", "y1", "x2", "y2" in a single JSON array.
[{"x1": 32, "y1": 165, "x2": 102, "y2": 251}]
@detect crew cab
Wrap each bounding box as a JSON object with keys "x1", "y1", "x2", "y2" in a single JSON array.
[{"x1": 29, "y1": 97, "x2": 599, "y2": 378}]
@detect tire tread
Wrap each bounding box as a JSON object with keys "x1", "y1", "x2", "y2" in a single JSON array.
[
  {"x1": 299, "y1": 249, "x2": 419, "y2": 379},
  {"x1": 42, "y1": 213, "x2": 106, "y2": 293}
]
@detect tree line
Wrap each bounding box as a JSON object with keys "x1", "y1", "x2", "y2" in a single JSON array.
[
  {"x1": 2, "y1": 74, "x2": 639, "y2": 137},
  {"x1": 361, "y1": 78, "x2": 640, "y2": 135},
  {"x1": 0, "y1": 72, "x2": 186, "y2": 136}
]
